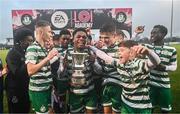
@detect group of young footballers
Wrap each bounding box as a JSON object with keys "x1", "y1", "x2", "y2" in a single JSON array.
[{"x1": 5, "y1": 19, "x2": 177, "y2": 114}]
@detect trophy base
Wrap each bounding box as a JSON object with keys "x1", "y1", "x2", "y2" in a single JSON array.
[
  {"x1": 75, "y1": 65, "x2": 84, "y2": 68},
  {"x1": 71, "y1": 77, "x2": 86, "y2": 87},
  {"x1": 72, "y1": 70, "x2": 85, "y2": 77}
]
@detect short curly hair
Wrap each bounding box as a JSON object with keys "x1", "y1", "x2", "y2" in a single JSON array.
[
  {"x1": 72, "y1": 28, "x2": 87, "y2": 37},
  {"x1": 153, "y1": 25, "x2": 168, "y2": 36},
  {"x1": 59, "y1": 29, "x2": 71, "y2": 38}
]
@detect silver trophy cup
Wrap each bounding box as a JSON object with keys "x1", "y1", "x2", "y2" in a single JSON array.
[{"x1": 71, "y1": 52, "x2": 88, "y2": 86}]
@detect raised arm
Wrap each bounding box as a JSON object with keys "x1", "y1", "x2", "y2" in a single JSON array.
[
  {"x1": 89, "y1": 46, "x2": 116, "y2": 64},
  {"x1": 133, "y1": 45, "x2": 160, "y2": 69},
  {"x1": 131, "y1": 25, "x2": 145, "y2": 41},
  {"x1": 146, "y1": 49, "x2": 161, "y2": 68},
  {"x1": 26, "y1": 49, "x2": 58, "y2": 76}
]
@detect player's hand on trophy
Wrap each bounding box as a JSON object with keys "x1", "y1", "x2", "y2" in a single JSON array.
[
  {"x1": 57, "y1": 54, "x2": 68, "y2": 78},
  {"x1": 88, "y1": 54, "x2": 96, "y2": 63}
]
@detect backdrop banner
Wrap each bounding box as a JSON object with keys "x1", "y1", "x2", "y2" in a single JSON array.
[{"x1": 12, "y1": 8, "x2": 132, "y2": 39}]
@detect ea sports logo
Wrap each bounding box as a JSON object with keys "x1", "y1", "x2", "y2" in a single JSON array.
[{"x1": 51, "y1": 11, "x2": 68, "y2": 28}]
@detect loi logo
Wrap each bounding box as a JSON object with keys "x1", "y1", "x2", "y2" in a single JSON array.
[
  {"x1": 74, "y1": 10, "x2": 93, "y2": 23},
  {"x1": 51, "y1": 11, "x2": 68, "y2": 28},
  {"x1": 73, "y1": 10, "x2": 93, "y2": 28}
]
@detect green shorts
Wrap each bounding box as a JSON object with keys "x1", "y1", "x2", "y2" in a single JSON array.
[
  {"x1": 56, "y1": 80, "x2": 69, "y2": 95},
  {"x1": 101, "y1": 84, "x2": 122, "y2": 112},
  {"x1": 29, "y1": 89, "x2": 52, "y2": 113},
  {"x1": 69, "y1": 90, "x2": 98, "y2": 113},
  {"x1": 94, "y1": 77, "x2": 103, "y2": 98},
  {"x1": 150, "y1": 86, "x2": 172, "y2": 111},
  {"x1": 121, "y1": 102, "x2": 151, "y2": 114}
]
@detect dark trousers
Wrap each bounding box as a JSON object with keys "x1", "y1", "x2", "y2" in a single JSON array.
[
  {"x1": 53, "y1": 94, "x2": 69, "y2": 113},
  {"x1": 0, "y1": 77, "x2": 3, "y2": 113},
  {"x1": 6, "y1": 89, "x2": 30, "y2": 113}
]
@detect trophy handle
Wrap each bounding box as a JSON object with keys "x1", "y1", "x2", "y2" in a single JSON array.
[
  {"x1": 57, "y1": 50, "x2": 68, "y2": 78},
  {"x1": 62, "y1": 50, "x2": 68, "y2": 68}
]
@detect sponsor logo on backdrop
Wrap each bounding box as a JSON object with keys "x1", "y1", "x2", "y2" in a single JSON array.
[
  {"x1": 13, "y1": 8, "x2": 132, "y2": 39},
  {"x1": 21, "y1": 14, "x2": 33, "y2": 26},
  {"x1": 51, "y1": 11, "x2": 68, "y2": 28},
  {"x1": 116, "y1": 12, "x2": 127, "y2": 23},
  {"x1": 73, "y1": 10, "x2": 93, "y2": 28}
]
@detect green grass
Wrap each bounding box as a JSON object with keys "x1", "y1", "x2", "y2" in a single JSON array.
[
  {"x1": 0, "y1": 49, "x2": 8, "y2": 65},
  {"x1": 169, "y1": 45, "x2": 180, "y2": 113},
  {"x1": 1, "y1": 45, "x2": 180, "y2": 113},
  {"x1": 0, "y1": 49, "x2": 8, "y2": 113}
]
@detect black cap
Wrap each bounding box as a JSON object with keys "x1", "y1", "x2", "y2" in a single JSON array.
[{"x1": 14, "y1": 28, "x2": 33, "y2": 43}]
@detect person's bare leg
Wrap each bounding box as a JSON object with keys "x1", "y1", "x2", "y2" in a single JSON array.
[
  {"x1": 103, "y1": 106, "x2": 112, "y2": 114},
  {"x1": 112, "y1": 110, "x2": 120, "y2": 114},
  {"x1": 48, "y1": 107, "x2": 55, "y2": 114},
  {"x1": 86, "y1": 109, "x2": 96, "y2": 114}
]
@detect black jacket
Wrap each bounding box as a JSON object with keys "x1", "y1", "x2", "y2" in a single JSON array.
[
  {"x1": 5, "y1": 45, "x2": 29, "y2": 94},
  {"x1": 0, "y1": 59, "x2": 3, "y2": 92}
]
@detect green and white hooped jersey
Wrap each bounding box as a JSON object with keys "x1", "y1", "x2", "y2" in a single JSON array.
[
  {"x1": 101, "y1": 43, "x2": 121, "y2": 86},
  {"x1": 54, "y1": 45, "x2": 67, "y2": 57},
  {"x1": 66, "y1": 48, "x2": 95, "y2": 94},
  {"x1": 54, "y1": 44, "x2": 73, "y2": 57},
  {"x1": 145, "y1": 44, "x2": 177, "y2": 88},
  {"x1": 114, "y1": 58, "x2": 152, "y2": 109},
  {"x1": 25, "y1": 41, "x2": 53, "y2": 91}
]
